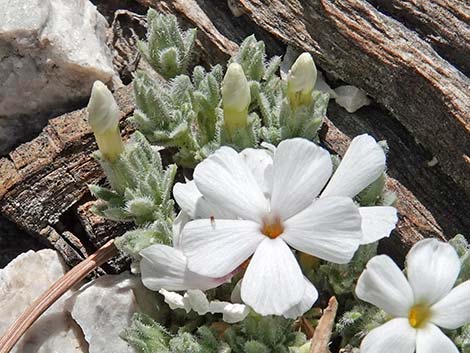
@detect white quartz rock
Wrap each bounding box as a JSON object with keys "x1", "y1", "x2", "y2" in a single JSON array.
[
  {"x1": 0, "y1": 250, "x2": 86, "y2": 353},
  {"x1": 66, "y1": 273, "x2": 154, "y2": 353},
  {"x1": 0, "y1": 0, "x2": 118, "y2": 152},
  {"x1": 334, "y1": 85, "x2": 371, "y2": 113}
]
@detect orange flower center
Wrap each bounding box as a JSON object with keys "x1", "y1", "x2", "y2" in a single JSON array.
[
  {"x1": 408, "y1": 304, "x2": 431, "y2": 328},
  {"x1": 261, "y1": 216, "x2": 284, "y2": 239}
]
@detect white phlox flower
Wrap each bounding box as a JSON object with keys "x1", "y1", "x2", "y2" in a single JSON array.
[
  {"x1": 178, "y1": 138, "x2": 365, "y2": 316},
  {"x1": 158, "y1": 289, "x2": 250, "y2": 323},
  {"x1": 355, "y1": 238, "x2": 470, "y2": 353},
  {"x1": 140, "y1": 212, "x2": 233, "y2": 292}
]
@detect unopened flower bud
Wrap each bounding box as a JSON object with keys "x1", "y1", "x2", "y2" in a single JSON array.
[
  {"x1": 221, "y1": 63, "x2": 251, "y2": 133},
  {"x1": 87, "y1": 81, "x2": 123, "y2": 161},
  {"x1": 287, "y1": 52, "x2": 317, "y2": 108}
]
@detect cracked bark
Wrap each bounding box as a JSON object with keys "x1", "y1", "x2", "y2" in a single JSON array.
[{"x1": 1, "y1": 0, "x2": 469, "y2": 269}]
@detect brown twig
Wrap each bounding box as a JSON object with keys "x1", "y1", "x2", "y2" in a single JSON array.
[
  {"x1": 0, "y1": 239, "x2": 118, "y2": 353},
  {"x1": 309, "y1": 296, "x2": 339, "y2": 353}
]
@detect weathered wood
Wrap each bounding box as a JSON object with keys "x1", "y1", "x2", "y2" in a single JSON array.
[
  {"x1": 309, "y1": 297, "x2": 338, "y2": 353},
  {"x1": 2, "y1": 0, "x2": 468, "y2": 269},
  {"x1": 369, "y1": 0, "x2": 470, "y2": 76},
  {"x1": 0, "y1": 86, "x2": 134, "y2": 268},
  {"x1": 0, "y1": 85, "x2": 133, "y2": 232},
  {"x1": 234, "y1": 0, "x2": 470, "y2": 197}
]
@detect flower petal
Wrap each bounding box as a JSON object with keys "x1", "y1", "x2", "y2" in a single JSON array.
[
  {"x1": 184, "y1": 289, "x2": 210, "y2": 315},
  {"x1": 322, "y1": 134, "x2": 385, "y2": 198},
  {"x1": 182, "y1": 219, "x2": 264, "y2": 278},
  {"x1": 173, "y1": 181, "x2": 233, "y2": 220},
  {"x1": 223, "y1": 304, "x2": 250, "y2": 323},
  {"x1": 283, "y1": 278, "x2": 319, "y2": 319},
  {"x1": 241, "y1": 237, "x2": 305, "y2": 315},
  {"x1": 282, "y1": 196, "x2": 362, "y2": 264},
  {"x1": 140, "y1": 245, "x2": 224, "y2": 291},
  {"x1": 360, "y1": 318, "x2": 416, "y2": 353},
  {"x1": 230, "y1": 280, "x2": 242, "y2": 303},
  {"x1": 356, "y1": 255, "x2": 414, "y2": 317},
  {"x1": 359, "y1": 206, "x2": 398, "y2": 244},
  {"x1": 270, "y1": 138, "x2": 332, "y2": 220},
  {"x1": 430, "y1": 280, "x2": 470, "y2": 329},
  {"x1": 172, "y1": 211, "x2": 190, "y2": 249},
  {"x1": 239, "y1": 148, "x2": 273, "y2": 198},
  {"x1": 194, "y1": 146, "x2": 269, "y2": 222},
  {"x1": 406, "y1": 239, "x2": 460, "y2": 305},
  {"x1": 416, "y1": 324, "x2": 459, "y2": 353},
  {"x1": 158, "y1": 289, "x2": 190, "y2": 312}
]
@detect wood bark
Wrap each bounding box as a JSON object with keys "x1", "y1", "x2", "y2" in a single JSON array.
[
  {"x1": 232, "y1": 0, "x2": 470, "y2": 197},
  {"x1": 2, "y1": 0, "x2": 469, "y2": 269},
  {"x1": 369, "y1": 0, "x2": 470, "y2": 76}
]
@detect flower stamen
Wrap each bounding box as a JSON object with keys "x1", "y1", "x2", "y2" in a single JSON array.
[
  {"x1": 261, "y1": 216, "x2": 284, "y2": 239},
  {"x1": 408, "y1": 304, "x2": 431, "y2": 328}
]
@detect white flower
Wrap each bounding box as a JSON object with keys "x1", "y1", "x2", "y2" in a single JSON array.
[
  {"x1": 356, "y1": 238, "x2": 470, "y2": 353},
  {"x1": 321, "y1": 134, "x2": 398, "y2": 244},
  {"x1": 179, "y1": 138, "x2": 363, "y2": 316},
  {"x1": 158, "y1": 289, "x2": 249, "y2": 323},
  {"x1": 140, "y1": 212, "x2": 230, "y2": 291}
]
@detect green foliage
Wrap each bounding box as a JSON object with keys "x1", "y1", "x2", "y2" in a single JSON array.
[
  {"x1": 223, "y1": 315, "x2": 306, "y2": 353},
  {"x1": 305, "y1": 243, "x2": 378, "y2": 296},
  {"x1": 449, "y1": 234, "x2": 470, "y2": 284},
  {"x1": 232, "y1": 35, "x2": 327, "y2": 145},
  {"x1": 138, "y1": 9, "x2": 196, "y2": 79},
  {"x1": 122, "y1": 313, "x2": 172, "y2": 353},
  {"x1": 335, "y1": 304, "x2": 388, "y2": 348},
  {"x1": 453, "y1": 324, "x2": 470, "y2": 353},
  {"x1": 449, "y1": 234, "x2": 470, "y2": 351},
  {"x1": 123, "y1": 313, "x2": 307, "y2": 353},
  {"x1": 134, "y1": 12, "x2": 331, "y2": 165},
  {"x1": 89, "y1": 131, "x2": 176, "y2": 257}
]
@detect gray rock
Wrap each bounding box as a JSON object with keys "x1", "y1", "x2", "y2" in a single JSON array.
[
  {"x1": 0, "y1": 0, "x2": 119, "y2": 153},
  {"x1": 0, "y1": 249, "x2": 87, "y2": 353},
  {"x1": 66, "y1": 273, "x2": 159, "y2": 353}
]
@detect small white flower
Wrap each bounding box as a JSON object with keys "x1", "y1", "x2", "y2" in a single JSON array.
[
  {"x1": 159, "y1": 289, "x2": 190, "y2": 312},
  {"x1": 179, "y1": 138, "x2": 363, "y2": 316},
  {"x1": 221, "y1": 303, "x2": 250, "y2": 323},
  {"x1": 185, "y1": 289, "x2": 210, "y2": 315},
  {"x1": 356, "y1": 238, "x2": 470, "y2": 353},
  {"x1": 159, "y1": 289, "x2": 249, "y2": 323}
]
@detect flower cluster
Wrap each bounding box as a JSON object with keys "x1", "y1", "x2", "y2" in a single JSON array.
[
  {"x1": 86, "y1": 12, "x2": 470, "y2": 352},
  {"x1": 140, "y1": 135, "x2": 397, "y2": 319}
]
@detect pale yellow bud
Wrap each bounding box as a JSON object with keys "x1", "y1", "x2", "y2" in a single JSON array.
[
  {"x1": 221, "y1": 63, "x2": 251, "y2": 132},
  {"x1": 87, "y1": 81, "x2": 123, "y2": 161},
  {"x1": 287, "y1": 52, "x2": 317, "y2": 108}
]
